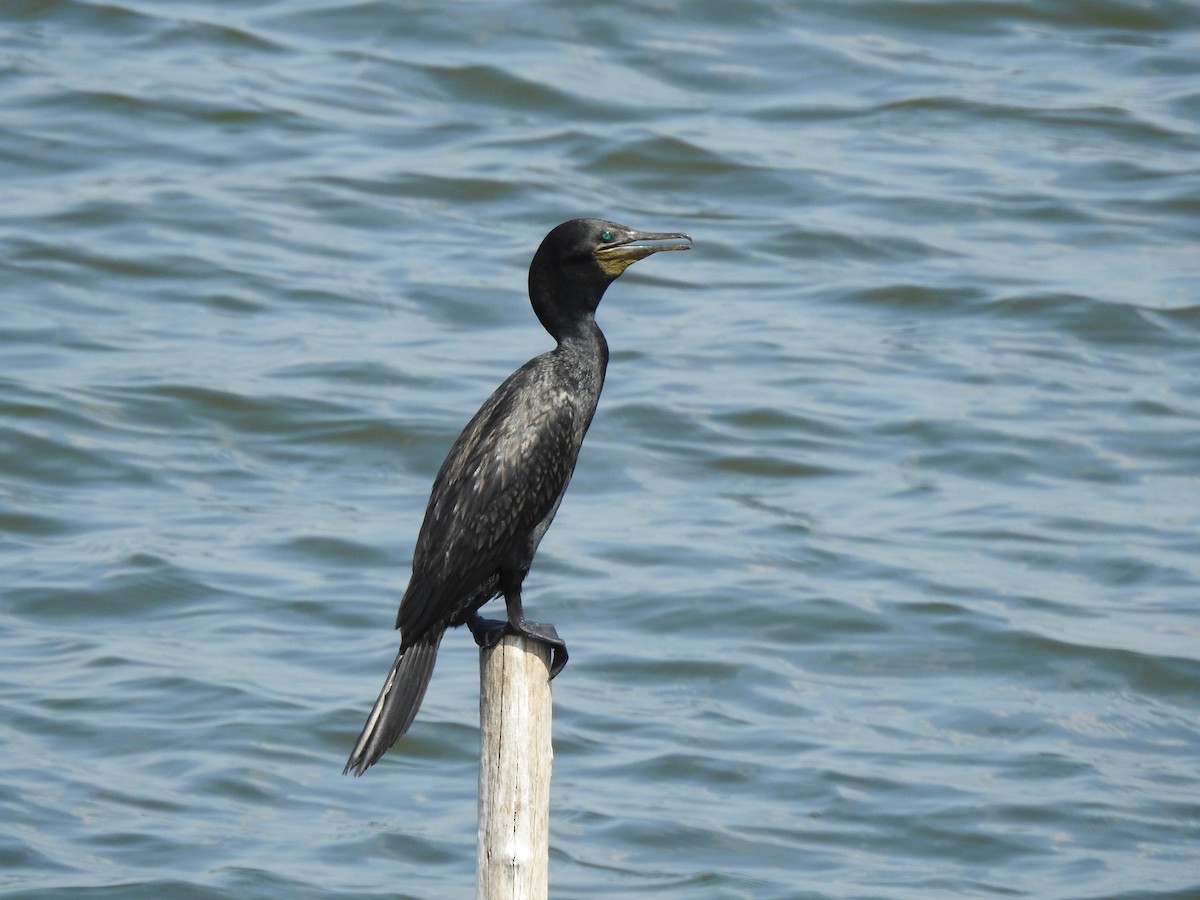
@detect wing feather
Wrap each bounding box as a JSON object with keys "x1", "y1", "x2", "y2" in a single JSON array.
[{"x1": 396, "y1": 358, "x2": 580, "y2": 640}]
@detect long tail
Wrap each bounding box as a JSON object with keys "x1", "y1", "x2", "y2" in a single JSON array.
[{"x1": 343, "y1": 630, "x2": 444, "y2": 776}]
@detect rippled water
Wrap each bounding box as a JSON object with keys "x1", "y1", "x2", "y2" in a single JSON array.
[{"x1": 3, "y1": 1, "x2": 1199, "y2": 897}]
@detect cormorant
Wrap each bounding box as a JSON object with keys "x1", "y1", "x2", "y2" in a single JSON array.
[{"x1": 343, "y1": 218, "x2": 690, "y2": 775}]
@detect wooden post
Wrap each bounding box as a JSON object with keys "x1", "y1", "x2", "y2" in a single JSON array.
[{"x1": 477, "y1": 633, "x2": 553, "y2": 900}]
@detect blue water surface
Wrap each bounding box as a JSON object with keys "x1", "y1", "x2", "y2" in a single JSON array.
[{"x1": 3, "y1": 1, "x2": 1199, "y2": 897}]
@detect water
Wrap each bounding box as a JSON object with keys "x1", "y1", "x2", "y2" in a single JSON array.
[{"x1": 3, "y1": 1, "x2": 1199, "y2": 897}]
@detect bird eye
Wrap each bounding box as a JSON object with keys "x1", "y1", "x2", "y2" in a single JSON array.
[{"x1": 599, "y1": 231, "x2": 613, "y2": 242}]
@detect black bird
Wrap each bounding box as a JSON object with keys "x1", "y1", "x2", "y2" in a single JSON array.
[{"x1": 344, "y1": 218, "x2": 690, "y2": 775}]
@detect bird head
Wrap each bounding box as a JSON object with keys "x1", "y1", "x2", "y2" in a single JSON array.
[{"x1": 528, "y1": 218, "x2": 691, "y2": 338}]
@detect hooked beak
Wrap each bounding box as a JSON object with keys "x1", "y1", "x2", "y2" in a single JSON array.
[{"x1": 594, "y1": 229, "x2": 692, "y2": 276}]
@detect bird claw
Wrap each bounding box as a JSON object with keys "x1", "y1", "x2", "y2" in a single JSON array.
[
  {"x1": 514, "y1": 619, "x2": 569, "y2": 679},
  {"x1": 468, "y1": 615, "x2": 569, "y2": 679}
]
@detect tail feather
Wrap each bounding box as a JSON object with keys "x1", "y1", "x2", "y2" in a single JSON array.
[{"x1": 343, "y1": 631, "x2": 443, "y2": 776}]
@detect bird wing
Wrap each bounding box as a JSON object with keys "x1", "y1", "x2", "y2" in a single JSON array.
[{"x1": 396, "y1": 360, "x2": 579, "y2": 641}]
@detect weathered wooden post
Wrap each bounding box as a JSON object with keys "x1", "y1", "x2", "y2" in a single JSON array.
[{"x1": 477, "y1": 633, "x2": 553, "y2": 900}]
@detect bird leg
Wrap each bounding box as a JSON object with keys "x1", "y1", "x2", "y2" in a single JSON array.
[{"x1": 466, "y1": 589, "x2": 568, "y2": 679}]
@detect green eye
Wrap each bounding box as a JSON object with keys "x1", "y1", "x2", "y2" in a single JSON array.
[{"x1": 599, "y1": 231, "x2": 613, "y2": 241}]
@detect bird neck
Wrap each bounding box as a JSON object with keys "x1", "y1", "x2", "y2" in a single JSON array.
[
  {"x1": 550, "y1": 318, "x2": 609, "y2": 414},
  {"x1": 553, "y1": 315, "x2": 609, "y2": 367},
  {"x1": 529, "y1": 259, "x2": 614, "y2": 344}
]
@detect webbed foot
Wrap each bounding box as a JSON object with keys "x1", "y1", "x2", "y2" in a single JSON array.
[
  {"x1": 467, "y1": 615, "x2": 509, "y2": 650},
  {"x1": 511, "y1": 618, "x2": 568, "y2": 679},
  {"x1": 468, "y1": 614, "x2": 569, "y2": 679}
]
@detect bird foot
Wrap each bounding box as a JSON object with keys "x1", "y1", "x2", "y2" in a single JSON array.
[
  {"x1": 515, "y1": 619, "x2": 569, "y2": 679},
  {"x1": 468, "y1": 615, "x2": 569, "y2": 679},
  {"x1": 468, "y1": 615, "x2": 510, "y2": 650}
]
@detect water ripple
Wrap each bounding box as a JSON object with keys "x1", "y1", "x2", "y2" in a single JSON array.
[{"x1": 3, "y1": 0, "x2": 1200, "y2": 896}]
